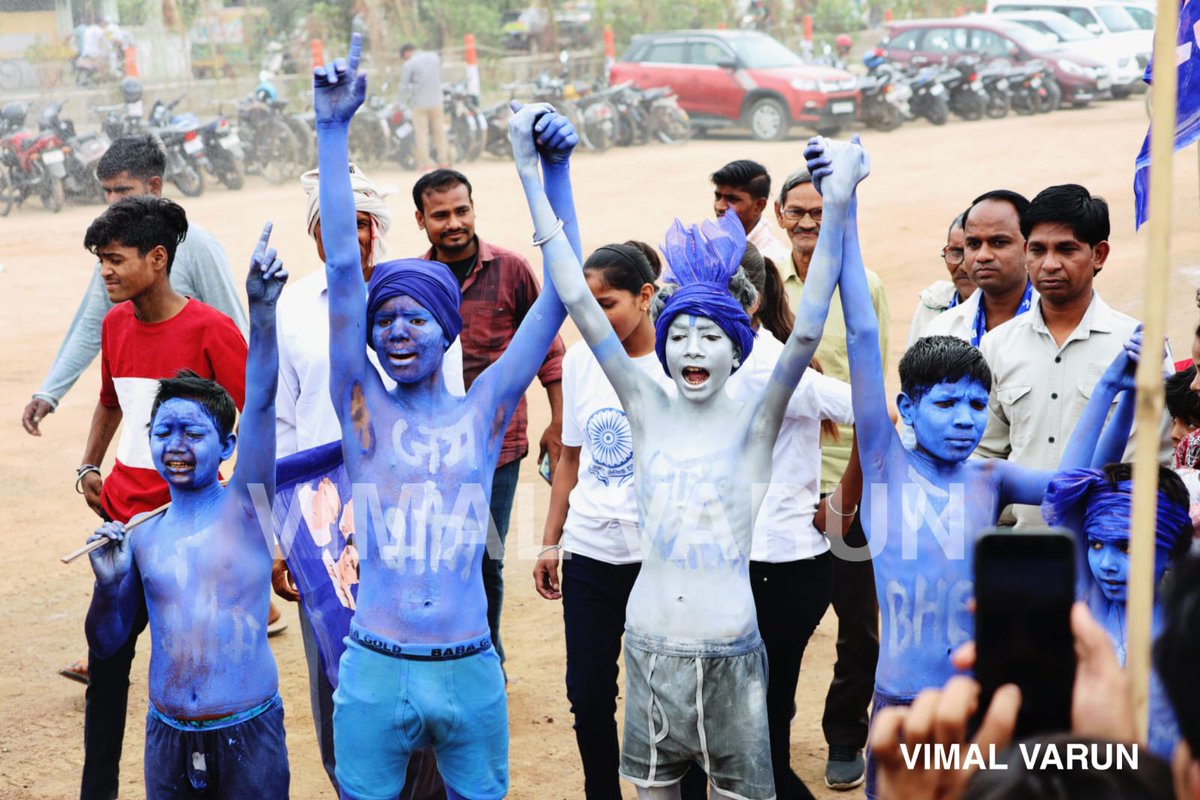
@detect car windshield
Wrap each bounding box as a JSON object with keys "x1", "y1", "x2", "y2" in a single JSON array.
[
  {"x1": 1096, "y1": 4, "x2": 1139, "y2": 30},
  {"x1": 729, "y1": 34, "x2": 805, "y2": 68},
  {"x1": 1025, "y1": 15, "x2": 1094, "y2": 40},
  {"x1": 1004, "y1": 25, "x2": 1060, "y2": 50}
]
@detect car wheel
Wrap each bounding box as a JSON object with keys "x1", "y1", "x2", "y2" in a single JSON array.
[
  {"x1": 1111, "y1": 85, "x2": 1132, "y2": 99},
  {"x1": 745, "y1": 97, "x2": 789, "y2": 141}
]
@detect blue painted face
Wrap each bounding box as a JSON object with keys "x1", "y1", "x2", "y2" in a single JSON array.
[
  {"x1": 899, "y1": 377, "x2": 990, "y2": 464},
  {"x1": 149, "y1": 398, "x2": 235, "y2": 489},
  {"x1": 371, "y1": 295, "x2": 446, "y2": 384},
  {"x1": 1087, "y1": 534, "x2": 1171, "y2": 604},
  {"x1": 664, "y1": 314, "x2": 735, "y2": 403}
]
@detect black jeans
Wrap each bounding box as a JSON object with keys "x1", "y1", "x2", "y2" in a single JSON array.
[
  {"x1": 81, "y1": 596, "x2": 149, "y2": 800},
  {"x1": 561, "y1": 553, "x2": 709, "y2": 800},
  {"x1": 821, "y1": 510, "x2": 881, "y2": 751},
  {"x1": 482, "y1": 458, "x2": 522, "y2": 665},
  {"x1": 750, "y1": 554, "x2": 835, "y2": 800}
]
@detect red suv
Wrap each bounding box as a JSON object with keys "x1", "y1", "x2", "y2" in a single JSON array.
[{"x1": 610, "y1": 29, "x2": 860, "y2": 140}]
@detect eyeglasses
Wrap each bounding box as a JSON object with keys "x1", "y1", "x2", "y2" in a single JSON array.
[
  {"x1": 782, "y1": 206, "x2": 822, "y2": 222},
  {"x1": 942, "y1": 246, "x2": 965, "y2": 266}
]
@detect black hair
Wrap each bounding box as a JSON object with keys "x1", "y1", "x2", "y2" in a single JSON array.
[
  {"x1": 899, "y1": 335, "x2": 992, "y2": 403},
  {"x1": 948, "y1": 212, "x2": 965, "y2": 238},
  {"x1": 711, "y1": 159, "x2": 771, "y2": 201},
  {"x1": 401, "y1": 43, "x2": 416, "y2": 55},
  {"x1": 583, "y1": 241, "x2": 661, "y2": 295},
  {"x1": 962, "y1": 189, "x2": 1030, "y2": 232},
  {"x1": 777, "y1": 168, "x2": 813, "y2": 205},
  {"x1": 1100, "y1": 462, "x2": 1192, "y2": 561},
  {"x1": 96, "y1": 133, "x2": 167, "y2": 182},
  {"x1": 735, "y1": 244, "x2": 794, "y2": 344},
  {"x1": 412, "y1": 168, "x2": 472, "y2": 213},
  {"x1": 1021, "y1": 184, "x2": 1110, "y2": 245},
  {"x1": 1154, "y1": 550, "x2": 1200, "y2": 760},
  {"x1": 962, "y1": 734, "x2": 1173, "y2": 800},
  {"x1": 149, "y1": 369, "x2": 237, "y2": 439},
  {"x1": 83, "y1": 196, "x2": 188, "y2": 273},
  {"x1": 1166, "y1": 366, "x2": 1200, "y2": 425}
]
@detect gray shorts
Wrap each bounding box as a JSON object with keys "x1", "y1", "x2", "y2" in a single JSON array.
[{"x1": 619, "y1": 628, "x2": 775, "y2": 800}]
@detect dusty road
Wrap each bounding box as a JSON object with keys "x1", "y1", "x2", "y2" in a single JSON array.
[{"x1": 2, "y1": 98, "x2": 1198, "y2": 798}]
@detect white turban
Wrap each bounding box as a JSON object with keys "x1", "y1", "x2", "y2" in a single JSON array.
[{"x1": 300, "y1": 163, "x2": 393, "y2": 262}]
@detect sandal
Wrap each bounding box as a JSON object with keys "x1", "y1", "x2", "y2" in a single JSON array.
[{"x1": 58, "y1": 658, "x2": 89, "y2": 685}]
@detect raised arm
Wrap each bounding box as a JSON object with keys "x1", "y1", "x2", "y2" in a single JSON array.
[
  {"x1": 502, "y1": 103, "x2": 654, "y2": 412},
  {"x1": 997, "y1": 331, "x2": 1139, "y2": 506},
  {"x1": 229, "y1": 223, "x2": 288, "y2": 502},
  {"x1": 758, "y1": 138, "x2": 862, "y2": 438},
  {"x1": 313, "y1": 35, "x2": 379, "y2": 413}
]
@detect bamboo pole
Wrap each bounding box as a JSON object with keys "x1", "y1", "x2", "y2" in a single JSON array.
[{"x1": 1128, "y1": 0, "x2": 1180, "y2": 741}]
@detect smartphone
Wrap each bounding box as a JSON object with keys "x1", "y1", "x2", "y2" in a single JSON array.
[
  {"x1": 538, "y1": 453, "x2": 552, "y2": 484},
  {"x1": 973, "y1": 529, "x2": 1076, "y2": 739}
]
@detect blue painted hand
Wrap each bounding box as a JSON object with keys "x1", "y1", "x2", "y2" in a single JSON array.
[
  {"x1": 87, "y1": 521, "x2": 131, "y2": 586},
  {"x1": 533, "y1": 110, "x2": 579, "y2": 167},
  {"x1": 245, "y1": 221, "x2": 289, "y2": 306},
  {"x1": 313, "y1": 32, "x2": 366, "y2": 126}
]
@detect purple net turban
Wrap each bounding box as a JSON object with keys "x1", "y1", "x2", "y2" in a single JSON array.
[
  {"x1": 365, "y1": 258, "x2": 462, "y2": 350},
  {"x1": 654, "y1": 211, "x2": 754, "y2": 377},
  {"x1": 1042, "y1": 468, "x2": 1191, "y2": 552}
]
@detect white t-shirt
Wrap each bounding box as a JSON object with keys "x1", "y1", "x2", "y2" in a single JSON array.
[
  {"x1": 726, "y1": 330, "x2": 855, "y2": 562},
  {"x1": 560, "y1": 342, "x2": 673, "y2": 564}
]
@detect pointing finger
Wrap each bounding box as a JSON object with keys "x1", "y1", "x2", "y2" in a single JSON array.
[{"x1": 348, "y1": 33, "x2": 362, "y2": 73}]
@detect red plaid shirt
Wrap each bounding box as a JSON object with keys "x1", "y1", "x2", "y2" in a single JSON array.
[{"x1": 422, "y1": 238, "x2": 564, "y2": 467}]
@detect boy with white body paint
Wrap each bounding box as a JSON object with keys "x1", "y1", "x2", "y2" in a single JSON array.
[
  {"x1": 509, "y1": 106, "x2": 859, "y2": 799},
  {"x1": 800, "y1": 138, "x2": 1146, "y2": 800}
]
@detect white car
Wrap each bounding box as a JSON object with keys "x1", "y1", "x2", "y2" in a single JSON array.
[
  {"x1": 987, "y1": 10, "x2": 1143, "y2": 95},
  {"x1": 1117, "y1": 0, "x2": 1156, "y2": 30},
  {"x1": 986, "y1": 0, "x2": 1151, "y2": 73}
]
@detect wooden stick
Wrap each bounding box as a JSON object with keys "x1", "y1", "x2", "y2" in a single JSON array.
[
  {"x1": 60, "y1": 500, "x2": 172, "y2": 564},
  {"x1": 1128, "y1": 0, "x2": 1180, "y2": 742}
]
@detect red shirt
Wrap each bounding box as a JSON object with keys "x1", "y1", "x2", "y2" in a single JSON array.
[
  {"x1": 99, "y1": 299, "x2": 247, "y2": 522},
  {"x1": 422, "y1": 238, "x2": 565, "y2": 467}
]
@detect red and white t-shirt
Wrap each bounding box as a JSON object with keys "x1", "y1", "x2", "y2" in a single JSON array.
[{"x1": 99, "y1": 299, "x2": 247, "y2": 522}]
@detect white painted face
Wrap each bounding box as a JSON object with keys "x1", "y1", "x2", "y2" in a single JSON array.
[{"x1": 664, "y1": 314, "x2": 736, "y2": 403}]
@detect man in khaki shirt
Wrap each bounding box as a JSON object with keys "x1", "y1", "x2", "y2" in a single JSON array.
[
  {"x1": 775, "y1": 167, "x2": 889, "y2": 789},
  {"x1": 977, "y1": 183, "x2": 1171, "y2": 527}
]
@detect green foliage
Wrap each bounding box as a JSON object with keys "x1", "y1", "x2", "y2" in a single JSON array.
[
  {"x1": 595, "y1": 0, "x2": 736, "y2": 53},
  {"x1": 310, "y1": 0, "x2": 355, "y2": 45},
  {"x1": 260, "y1": 0, "x2": 308, "y2": 32},
  {"x1": 812, "y1": 0, "x2": 863, "y2": 32},
  {"x1": 418, "y1": 0, "x2": 503, "y2": 49},
  {"x1": 117, "y1": 0, "x2": 146, "y2": 26}
]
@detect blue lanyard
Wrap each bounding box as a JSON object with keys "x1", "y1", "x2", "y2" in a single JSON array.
[{"x1": 970, "y1": 280, "x2": 1033, "y2": 347}]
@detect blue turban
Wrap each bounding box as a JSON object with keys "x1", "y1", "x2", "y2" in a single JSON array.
[
  {"x1": 654, "y1": 211, "x2": 754, "y2": 377},
  {"x1": 1042, "y1": 468, "x2": 1191, "y2": 553},
  {"x1": 365, "y1": 258, "x2": 462, "y2": 350}
]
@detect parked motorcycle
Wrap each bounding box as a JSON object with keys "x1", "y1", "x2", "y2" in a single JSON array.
[
  {"x1": 37, "y1": 100, "x2": 107, "y2": 204},
  {"x1": 942, "y1": 59, "x2": 988, "y2": 121},
  {"x1": 198, "y1": 114, "x2": 244, "y2": 190},
  {"x1": 147, "y1": 95, "x2": 206, "y2": 197},
  {"x1": 905, "y1": 65, "x2": 950, "y2": 125},
  {"x1": 860, "y1": 55, "x2": 911, "y2": 132},
  {"x1": 237, "y1": 84, "x2": 304, "y2": 185},
  {"x1": 0, "y1": 101, "x2": 65, "y2": 215},
  {"x1": 978, "y1": 61, "x2": 1013, "y2": 119}
]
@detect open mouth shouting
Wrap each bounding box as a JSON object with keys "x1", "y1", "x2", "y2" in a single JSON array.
[
  {"x1": 387, "y1": 351, "x2": 418, "y2": 367},
  {"x1": 681, "y1": 366, "x2": 710, "y2": 387},
  {"x1": 163, "y1": 460, "x2": 193, "y2": 474}
]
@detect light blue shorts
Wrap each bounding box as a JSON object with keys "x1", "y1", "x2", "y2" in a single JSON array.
[{"x1": 332, "y1": 623, "x2": 508, "y2": 800}]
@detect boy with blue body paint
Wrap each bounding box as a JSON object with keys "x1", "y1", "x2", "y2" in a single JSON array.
[
  {"x1": 801, "y1": 139, "x2": 1145, "y2": 799},
  {"x1": 84, "y1": 222, "x2": 291, "y2": 798},
  {"x1": 312, "y1": 36, "x2": 581, "y2": 799}
]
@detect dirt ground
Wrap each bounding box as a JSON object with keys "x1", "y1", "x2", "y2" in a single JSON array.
[{"x1": 2, "y1": 98, "x2": 1199, "y2": 799}]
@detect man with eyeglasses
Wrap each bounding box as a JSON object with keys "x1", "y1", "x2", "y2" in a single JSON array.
[
  {"x1": 921, "y1": 190, "x2": 1034, "y2": 347},
  {"x1": 905, "y1": 213, "x2": 973, "y2": 345},
  {"x1": 774, "y1": 166, "x2": 890, "y2": 792}
]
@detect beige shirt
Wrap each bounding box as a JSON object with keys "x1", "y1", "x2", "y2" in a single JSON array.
[
  {"x1": 906, "y1": 280, "x2": 957, "y2": 346},
  {"x1": 922, "y1": 287, "x2": 1042, "y2": 344},
  {"x1": 977, "y1": 291, "x2": 1172, "y2": 527},
  {"x1": 784, "y1": 263, "x2": 890, "y2": 492},
  {"x1": 747, "y1": 216, "x2": 793, "y2": 266}
]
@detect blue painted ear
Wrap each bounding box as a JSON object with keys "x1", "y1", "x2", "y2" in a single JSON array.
[
  {"x1": 896, "y1": 392, "x2": 915, "y2": 428},
  {"x1": 221, "y1": 432, "x2": 237, "y2": 463}
]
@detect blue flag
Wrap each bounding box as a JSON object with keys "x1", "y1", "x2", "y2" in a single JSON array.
[
  {"x1": 1134, "y1": 0, "x2": 1200, "y2": 228},
  {"x1": 274, "y1": 442, "x2": 357, "y2": 689}
]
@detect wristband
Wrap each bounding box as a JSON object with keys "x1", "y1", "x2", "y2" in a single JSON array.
[
  {"x1": 531, "y1": 218, "x2": 564, "y2": 248},
  {"x1": 537, "y1": 543, "x2": 563, "y2": 558},
  {"x1": 75, "y1": 464, "x2": 101, "y2": 495}
]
